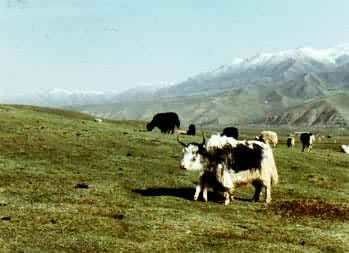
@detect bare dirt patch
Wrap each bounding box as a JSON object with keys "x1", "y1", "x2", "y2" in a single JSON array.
[{"x1": 266, "y1": 200, "x2": 349, "y2": 220}]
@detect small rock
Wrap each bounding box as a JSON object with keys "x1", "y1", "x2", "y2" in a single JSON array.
[
  {"x1": 113, "y1": 214, "x2": 124, "y2": 220},
  {"x1": 75, "y1": 183, "x2": 89, "y2": 189},
  {"x1": 1, "y1": 216, "x2": 11, "y2": 221}
]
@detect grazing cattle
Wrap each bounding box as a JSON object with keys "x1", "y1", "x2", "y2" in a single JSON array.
[
  {"x1": 258, "y1": 131, "x2": 278, "y2": 148},
  {"x1": 146, "y1": 112, "x2": 180, "y2": 134},
  {"x1": 287, "y1": 136, "x2": 295, "y2": 148},
  {"x1": 178, "y1": 134, "x2": 278, "y2": 205},
  {"x1": 94, "y1": 118, "x2": 103, "y2": 123},
  {"x1": 221, "y1": 127, "x2": 239, "y2": 139},
  {"x1": 187, "y1": 124, "x2": 196, "y2": 136},
  {"x1": 300, "y1": 132, "x2": 315, "y2": 152},
  {"x1": 340, "y1": 145, "x2": 349, "y2": 154}
]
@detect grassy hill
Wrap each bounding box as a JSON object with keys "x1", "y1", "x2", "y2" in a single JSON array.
[{"x1": 0, "y1": 105, "x2": 348, "y2": 252}]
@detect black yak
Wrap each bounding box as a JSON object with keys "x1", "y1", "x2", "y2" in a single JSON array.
[
  {"x1": 221, "y1": 127, "x2": 239, "y2": 139},
  {"x1": 146, "y1": 112, "x2": 180, "y2": 134},
  {"x1": 187, "y1": 124, "x2": 196, "y2": 136}
]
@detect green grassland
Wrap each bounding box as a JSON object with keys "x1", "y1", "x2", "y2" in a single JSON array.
[{"x1": 0, "y1": 105, "x2": 348, "y2": 252}]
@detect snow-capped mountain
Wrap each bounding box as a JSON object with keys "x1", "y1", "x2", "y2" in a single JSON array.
[
  {"x1": 2, "y1": 89, "x2": 120, "y2": 107},
  {"x1": 2, "y1": 84, "x2": 168, "y2": 107},
  {"x1": 4, "y1": 44, "x2": 349, "y2": 126},
  {"x1": 72, "y1": 44, "x2": 349, "y2": 127},
  {"x1": 218, "y1": 44, "x2": 349, "y2": 71},
  {"x1": 155, "y1": 44, "x2": 349, "y2": 97},
  {"x1": 244, "y1": 45, "x2": 347, "y2": 66}
]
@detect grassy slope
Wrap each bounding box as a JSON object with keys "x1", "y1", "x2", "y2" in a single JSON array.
[{"x1": 0, "y1": 105, "x2": 348, "y2": 252}]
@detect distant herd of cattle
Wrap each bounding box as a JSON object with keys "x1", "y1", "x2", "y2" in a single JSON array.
[
  {"x1": 146, "y1": 112, "x2": 319, "y2": 153},
  {"x1": 144, "y1": 111, "x2": 347, "y2": 205}
]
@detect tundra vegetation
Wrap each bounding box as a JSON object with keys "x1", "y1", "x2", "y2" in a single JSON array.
[{"x1": 0, "y1": 105, "x2": 348, "y2": 252}]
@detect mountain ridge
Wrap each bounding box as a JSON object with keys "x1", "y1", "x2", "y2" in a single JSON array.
[{"x1": 4, "y1": 44, "x2": 349, "y2": 127}]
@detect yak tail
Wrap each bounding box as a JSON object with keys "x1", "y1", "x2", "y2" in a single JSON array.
[
  {"x1": 271, "y1": 163, "x2": 279, "y2": 185},
  {"x1": 270, "y1": 153, "x2": 279, "y2": 185},
  {"x1": 264, "y1": 145, "x2": 279, "y2": 185}
]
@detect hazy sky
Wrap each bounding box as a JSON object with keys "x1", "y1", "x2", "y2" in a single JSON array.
[{"x1": 1, "y1": 0, "x2": 349, "y2": 97}]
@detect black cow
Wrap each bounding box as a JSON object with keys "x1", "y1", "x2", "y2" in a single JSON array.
[
  {"x1": 146, "y1": 112, "x2": 180, "y2": 134},
  {"x1": 300, "y1": 132, "x2": 315, "y2": 152},
  {"x1": 187, "y1": 124, "x2": 196, "y2": 136},
  {"x1": 221, "y1": 127, "x2": 239, "y2": 139}
]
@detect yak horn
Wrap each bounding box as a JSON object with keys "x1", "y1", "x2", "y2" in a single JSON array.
[
  {"x1": 191, "y1": 132, "x2": 206, "y2": 146},
  {"x1": 177, "y1": 135, "x2": 188, "y2": 147}
]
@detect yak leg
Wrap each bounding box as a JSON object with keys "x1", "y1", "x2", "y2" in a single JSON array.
[
  {"x1": 193, "y1": 184, "x2": 201, "y2": 201},
  {"x1": 264, "y1": 181, "x2": 272, "y2": 204},
  {"x1": 252, "y1": 181, "x2": 263, "y2": 202},
  {"x1": 228, "y1": 188, "x2": 235, "y2": 201},
  {"x1": 202, "y1": 185, "x2": 208, "y2": 202},
  {"x1": 194, "y1": 172, "x2": 209, "y2": 202},
  {"x1": 223, "y1": 188, "x2": 235, "y2": 205},
  {"x1": 223, "y1": 191, "x2": 230, "y2": 205}
]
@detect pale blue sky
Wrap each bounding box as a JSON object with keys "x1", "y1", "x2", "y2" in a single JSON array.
[{"x1": 1, "y1": 0, "x2": 349, "y2": 97}]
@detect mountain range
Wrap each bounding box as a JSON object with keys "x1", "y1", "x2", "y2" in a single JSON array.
[
  {"x1": 71, "y1": 44, "x2": 349, "y2": 128},
  {"x1": 4, "y1": 44, "x2": 349, "y2": 128}
]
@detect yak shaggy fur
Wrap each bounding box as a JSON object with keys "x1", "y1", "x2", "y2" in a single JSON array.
[
  {"x1": 201, "y1": 135, "x2": 278, "y2": 204},
  {"x1": 258, "y1": 131, "x2": 278, "y2": 148},
  {"x1": 180, "y1": 144, "x2": 206, "y2": 171}
]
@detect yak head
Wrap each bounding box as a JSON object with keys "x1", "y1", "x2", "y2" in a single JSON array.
[
  {"x1": 146, "y1": 122, "x2": 154, "y2": 131},
  {"x1": 177, "y1": 134, "x2": 206, "y2": 171}
]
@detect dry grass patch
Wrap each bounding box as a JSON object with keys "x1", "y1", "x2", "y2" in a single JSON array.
[{"x1": 267, "y1": 199, "x2": 349, "y2": 220}]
